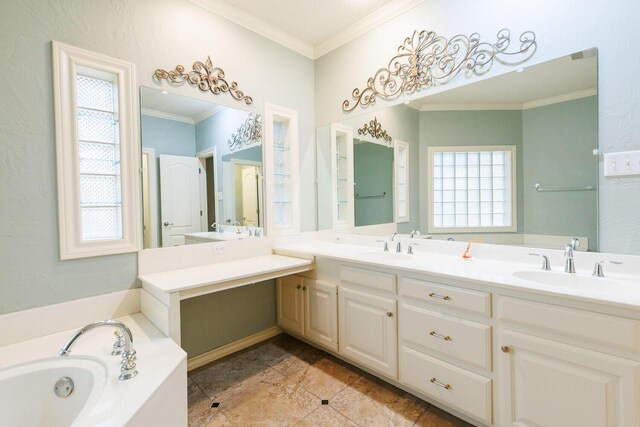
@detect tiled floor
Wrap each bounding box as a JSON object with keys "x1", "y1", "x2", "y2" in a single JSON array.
[{"x1": 187, "y1": 334, "x2": 474, "y2": 426}]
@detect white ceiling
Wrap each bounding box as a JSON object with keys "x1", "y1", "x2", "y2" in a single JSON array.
[
  {"x1": 411, "y1": 51, "x2": 598, "y2": 111},
  {"x1": 140, "y1": 87, "x2": 225, "y2": 124},
  {"x1": 188, "y1": 0, "x2": 424, "y2": 59}
]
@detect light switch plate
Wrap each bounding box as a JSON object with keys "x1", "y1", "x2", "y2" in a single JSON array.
[
  {"x1": 213, "y1": 244, "x2": 225, "y2": 255},
  {"x1": 604, "y1": 150, "x2": 640, "y2": 177}
]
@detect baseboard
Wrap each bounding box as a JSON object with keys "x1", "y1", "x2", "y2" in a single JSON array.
[{"x1": 187, "y1": 326, "x2": 283, "y2": 371}]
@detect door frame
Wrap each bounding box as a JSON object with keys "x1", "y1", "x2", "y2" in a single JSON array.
[
  {"x1": 196, "y1": 147, "x2": 217, "y2": 231},
  {"x1": 230, "y1": 158, "x2": 264, "y2": 227},
  {"x1": 142, "y1": 147, "x2": 158, "y2": 248}
]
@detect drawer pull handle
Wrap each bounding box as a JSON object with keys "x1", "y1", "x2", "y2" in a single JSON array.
[
  {"x1": 430, "y1": 378, "x2": 451, "y2": 390},
  {"x1": 501, "y1": 345, "x2": 511, "y2": 353},
  {"x1": 429, "y1": 331, "x2": 451, "y2": 341},
  {"x1": 297, "y1": 285, "x2": 302, "y2": 289},
  {"x1": 428, "y1": 292, "x2": 450, "y2": 300},
  {"x1": 387, "y1": 312, "x2": 394, "y2": 317}
]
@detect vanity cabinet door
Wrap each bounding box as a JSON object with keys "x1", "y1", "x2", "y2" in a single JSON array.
[
  {"x1": 497, "y1": 330, "x2": 640, "y2": 427},
  {"x1": 339, "y1": 287, "x2": 397, "y2": 379},
  {"x1": 304, "y1": 279, "x2": 338, "y2": 351},
  {"x1": 277, "y1": 276, "x2": 304, "y2": 335}
]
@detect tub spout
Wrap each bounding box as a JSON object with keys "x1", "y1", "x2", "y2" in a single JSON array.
[{"x1": 58, "y1": 320, "x2": 138, "y2": 380}]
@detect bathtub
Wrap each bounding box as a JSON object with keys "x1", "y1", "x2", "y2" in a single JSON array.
[{"x1": 0, "y1": 313, "x2": 187, "y2": 427}]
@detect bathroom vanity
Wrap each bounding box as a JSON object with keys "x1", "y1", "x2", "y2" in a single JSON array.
[{"x1": 271, "y1": 236, "x2": 640, "y2": 427}]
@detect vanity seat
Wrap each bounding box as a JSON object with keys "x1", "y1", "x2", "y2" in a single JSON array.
[
  {"x1": 272, "y1": 237, "x2": 640, "y2": 427},
  {"x1": 138, "y1": 240, "x2": 313, "y2": 346}
]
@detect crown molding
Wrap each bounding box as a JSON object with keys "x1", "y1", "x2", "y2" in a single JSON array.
[
  {"x1": 314, "y1": 0, "x2": 425, "y2": 58},
  {"x1": 413, "y1": 88, "x2": 598, "y2": 112},
  {"x1": 141, "y1": 108, "x2": 195, "y2": 124},
  {"x1": 187, "y1": 0, "x2": 315, "y2": 59}
]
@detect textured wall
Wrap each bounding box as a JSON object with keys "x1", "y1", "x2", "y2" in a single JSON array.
[
  {"x1": 0, "y1": 0, "x2": 314, "y2": 314},
  {"x1": 315, "y1": 0, "x2": 640, "y2": 254}
]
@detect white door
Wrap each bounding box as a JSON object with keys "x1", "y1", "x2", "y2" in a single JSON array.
[
  {"x1": 497, "y1": 329, "x2": 640, "y2": 427},
  {"x1": 304, "y1": 279, "x2": 338, "y2": 351},
  {"x1": 240, "y1": 165, "x2": 259, "y2": 225},
  {"x1": 276, "y1": 276, "x2": 304, "y2": 335},
  {"x1": 159, "y1": 155, "x2": 201, "y2": 247},
  {"x1": 339, "y1": 287, "x2": 397, "y2": 378}
]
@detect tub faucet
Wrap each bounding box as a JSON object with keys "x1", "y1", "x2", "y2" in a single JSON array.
[
  {"x1": 58, "y1": 320, "x2": 138, "y2": 380},
  {"x1": 390, "y1": 232, "x2": 401, "y2": 253},
  {"x1": 564, "y1": 244, "x2": 576, "y2": 274}
]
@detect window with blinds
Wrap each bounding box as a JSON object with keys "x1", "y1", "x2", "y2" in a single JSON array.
[
  {"x1": 429, "y1": 146, "x2": 516, "y2": 232},
  {"x1": 76, "y1": 73, "x2": 123, "y2": 240}
]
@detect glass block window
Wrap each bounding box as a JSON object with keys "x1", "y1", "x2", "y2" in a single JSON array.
[
  {"x1": 272, "y1": 119, "x2": 292, "y2": 226},
  {"x1": 76, "y1": 73, "x2": 122, "y2": 240},
  {"x1": 430, "y1": 146, "x2": 515, "y2": 231}
]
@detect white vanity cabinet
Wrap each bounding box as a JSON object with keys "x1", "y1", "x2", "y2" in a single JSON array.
[
  {"x1": 338, "y1": 265, "x2": 398, "y2": 379},
  {"x1": 276, "y1": 275, "x2": 338, "y2": 351},
  {"x1": 496, "y1": 296, "x2": 640, "y2": 427}
]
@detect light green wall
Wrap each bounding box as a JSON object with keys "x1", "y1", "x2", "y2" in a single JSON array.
[
  {"x1": 523, "y1": 96, "x2": 598, "y2": 250},
  {"x1": 419, "y1": 110, "x2": 525, "y2": 233},
  {"x1": 180, "y1": 280, "x2": 276, "y2": 358},
  {"x1": 354, "y1": 142, "x2": 394, "y2": 226}
]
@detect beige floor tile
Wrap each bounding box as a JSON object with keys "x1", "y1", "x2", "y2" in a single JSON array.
[
  {"x1": 188, "y1": 377, "x2": 213, "y2": 421},
  {"x1": 330, "y1": 375, "x2": 429, "y2": 427},
  {"x1": 189, "y1": 410, "x2": 234, "y2": 427},
  {"x1": 297, "y1": 356, "x2": 361, "y2": 399},
  {"x1": 296, "y1": 405, "x2": 359, "y2": 426},
  {"x1": 220, "y1": 368, "x2": 320, "y2": 425},
  {"x1": 414, "y1": 405, "x2": 474, "y2": 427}
]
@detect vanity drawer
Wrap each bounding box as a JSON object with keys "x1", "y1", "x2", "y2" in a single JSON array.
[
  {"x1": 340, "y1": 265, "x2": 396, "y2": 293},
  {"x1": 400, "y1": 277, "x2": 490, "y2": 317},
  {"x1": 400, "y1": 304, "x2": 491, "y2": 370},
  {"x1": 400, "y1": 346, "x2": 492, "y2": 425},
  {"x1": 497, "y1": 296, "x2": 640, "y2": 354}
]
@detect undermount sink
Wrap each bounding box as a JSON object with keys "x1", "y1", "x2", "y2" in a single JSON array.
[
  {"x1": 358, "y1": 251, "x2": 413, "y2": 262},
  {"x1": 512, "y1": 270, "x2": 633, "y2": 291}
]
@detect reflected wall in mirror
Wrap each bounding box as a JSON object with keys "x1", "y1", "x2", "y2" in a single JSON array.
[
  {"x1": 317, "y1": 49, "x2": 598, "y2": 251},
  {"x1": 140, "y1": 87, "x2": 264, "y2": 248}
]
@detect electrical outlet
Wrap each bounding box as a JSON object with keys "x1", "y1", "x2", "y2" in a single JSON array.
[
  {"x1": 604, "y1": 150, "x2": 640, "y2": 177},
  {"x1": 213, "y1": 245, "x2": 226, "y2": 255}
]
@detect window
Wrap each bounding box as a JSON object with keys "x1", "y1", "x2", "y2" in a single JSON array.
[
  {"x1": 394, "y1": 140, "x2": 410, "y2": 223},
  {"x1": 264, "y1": 103, "x2": 300, "y2": 236},
  {"x1": 428, "y1": 146, "x2": 516, "y2": 233},
  {"x1": 53, "y1": 41, "x2": 141, "y2": 259}
]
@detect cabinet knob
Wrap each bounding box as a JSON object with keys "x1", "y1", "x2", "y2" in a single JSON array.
[
  {"x1": 387, "y1": 312, "x2": 394, "y2": 317},
  {"x1": 296, "y1": 285, "x2": 302, "y2": 289},
  {"x1": 501, "y1": 345, "x2": 511, "y2": 353},
  {"x1": 302, "y1": 286, "x2": 307, "y2": 291}
]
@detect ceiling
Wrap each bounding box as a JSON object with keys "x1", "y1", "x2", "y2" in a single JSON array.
[
  {"x1": 140, "y1": 88, "x2": 225, "y2": 124},
  {"x1": 410, "y1": 51, "x2": 598, "y2": 111},
  {"x1": 188, "y1": 0, "x2": 424, "y2": 59}
]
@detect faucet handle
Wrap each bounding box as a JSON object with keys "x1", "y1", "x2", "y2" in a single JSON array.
[
  {"x1": 592, "y1": 260, "x2": 622, "y2": 278},
  {"x1": 570, "y1": 238, "x2": 580, "y2": 250},
  {"x1": 376, "y1": 240, "x2": 389, "y2": 252},
  {"x1": 407, "y1": 243, "x2": 419, "y2": 254},
  {"x1": 529, "y1": 253, "x2": 551, "y2": 271},
  {"x1": 111, "y1": 330, "x2": 126, "y2": 356}
]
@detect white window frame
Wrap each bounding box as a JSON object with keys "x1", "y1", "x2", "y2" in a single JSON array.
[
  {"x1": 330, "y1": 123, "x2": 354, "y2": 229},
  {"x1": 52, "y1": 41, "x2": 141, "y2": 259},
  {"x1": 394, "y1": 140, "x2": 410, "y2": 223},
  {"x1": 263, "y1": 103, "x2": 300, "y2": 236},
  {"x1": 427, "y1": 145, "x2": 517, "y2": 234}
]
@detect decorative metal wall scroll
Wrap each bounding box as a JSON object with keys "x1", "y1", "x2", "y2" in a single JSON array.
[
  {"x1": 154, "y1": 56, "x2": 253, "y2": 105},
  {"x1": 228, "y1": 114, "x2": 262, "y2": 151},
  {"x1": 358, "y1": 117, "x2": 392, "y2": 143},
  {"x1": 342, "y1": 29, "x2": 536, "y2": 112}
]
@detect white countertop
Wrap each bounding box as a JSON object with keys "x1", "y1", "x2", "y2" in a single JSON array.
[
  {"x1": 273, "y1": 240, "x2": 640, "y2": 311},
  {"x1": 139, "y1": 254, "x2": 313, "y2": 294}
]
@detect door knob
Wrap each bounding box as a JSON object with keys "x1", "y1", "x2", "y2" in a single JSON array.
[{"x1": 163, "y1": 222, "x2": 174, "y2": 227}]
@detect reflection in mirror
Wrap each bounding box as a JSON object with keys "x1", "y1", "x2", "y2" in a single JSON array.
[
  {"x1": 317, "y1": 49, "x2": 599, "y2": 251},
  {"x1": 354, "y1": 139, "x2": 394, "y2": 226},
  {"x1": 140, "y1": 87, "x2": 264, "y2": 248}
]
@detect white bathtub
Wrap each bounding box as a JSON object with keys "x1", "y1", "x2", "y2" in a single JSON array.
[{"x1": 0, "y1": 313, "x2": 187, "y2": 427}]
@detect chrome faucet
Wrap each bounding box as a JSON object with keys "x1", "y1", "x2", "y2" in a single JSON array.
[
  {"x1": 390, "y1": 232, "x2": 401, "y2": 253},
  {"x1": 529, "y1": 253, "x2": 551, "y2": 271},
  {"x1": 410, "y1": 229, "x2": 421, "y2": 238},
  {"x1": 593, "y1": 260, "x2": 622, "y2": 277},
  {"x1": 564, "y1": 244, "x2": 575, "y2": 274},
  {"x1": 211, "y1": 222, "x2": 224, "y2": 233},
  {"x1": 59, "y1": 320, "x2": 138, "y2": 380}
]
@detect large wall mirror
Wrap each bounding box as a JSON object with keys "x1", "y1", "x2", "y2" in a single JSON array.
[
  {"x1": 317, "y1": 49, "x2": 599, "y2": 251},
  {"x1": 140, "y1": 87, "x2": 264, "y2": 248}
]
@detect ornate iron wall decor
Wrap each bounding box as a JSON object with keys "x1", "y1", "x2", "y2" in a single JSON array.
[
  {"x1": 154, "y1": 56, "x2": 253, "y2": 105},
  {"x1": 342, "y1": 29, "x2": 536, "y2": 112},
  {"x1": 358, "y1": 117, "x2": 392, "y2": 143},
  {"x1": 228, "y1": 114, "x2": 262, "y2": 151}
]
